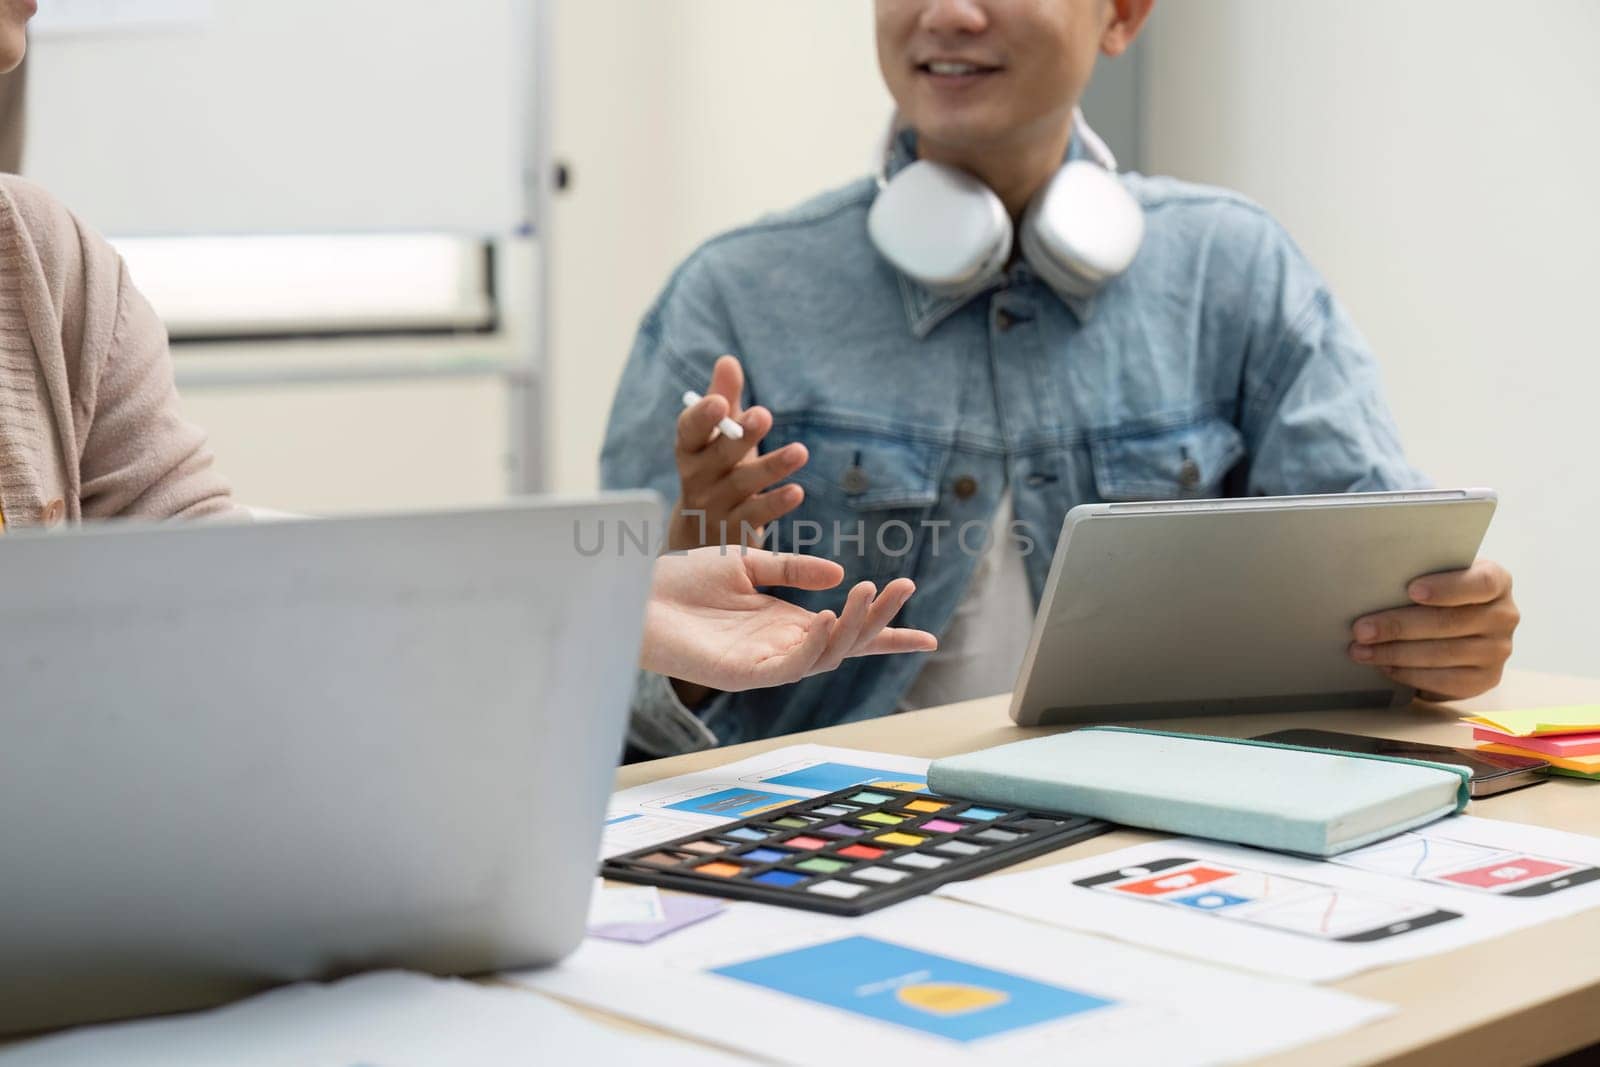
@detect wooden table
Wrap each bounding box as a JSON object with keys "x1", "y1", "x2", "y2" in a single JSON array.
[{"x1": 594, "y1": 668, "x2": 1600, "y2": 1067}]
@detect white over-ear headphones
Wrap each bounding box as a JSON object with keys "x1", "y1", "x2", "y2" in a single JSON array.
[{"x1": 867, "y1": 109, "x2": 1144, "y2": 301}]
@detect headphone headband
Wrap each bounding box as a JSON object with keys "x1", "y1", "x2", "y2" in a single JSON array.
[{"x1": 868, "y1": 109, "x2": 1144, "y2": 301}]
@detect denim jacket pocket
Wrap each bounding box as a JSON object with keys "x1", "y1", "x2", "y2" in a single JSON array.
[
  {"x1": 770, "y1": 423, "x2": 945, "y2": 582},
  {"x1": 1090, "y1": 417, "x2": 1246, "y2": 501}
]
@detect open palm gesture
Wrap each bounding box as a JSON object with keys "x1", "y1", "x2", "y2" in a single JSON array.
[{"x1": 641, "y1": 547, "x2": 937, "y2": 693}]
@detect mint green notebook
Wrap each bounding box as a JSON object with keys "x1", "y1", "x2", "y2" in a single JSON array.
[{"x1": 927, "y1": 726, "x2": 1471, "y2": 857}]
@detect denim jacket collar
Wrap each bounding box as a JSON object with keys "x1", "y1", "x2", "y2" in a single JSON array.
[{"x1": 882, "y1": 128, "x2": 1097, "y2": 338}]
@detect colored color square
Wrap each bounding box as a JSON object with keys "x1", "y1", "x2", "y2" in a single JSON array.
[
  {"x1": 905, "y1": 799, "x2": 949, "y2": 813},
  {"x1": 695, "y1": 861, "x2": 744, "y2": 878},
  {"x1": 817, "y1": 823, "x2": 865, "y2": 837},
  {"x1": 807, "y1": 880, "x2": 869, "y2": 899},
  {"x1": 664, "y1": 788, "x2": 798, "y2": 819},
  {"x1": 773, "y1": 817, "x2": 813, "y2": 829},
  {"x1": 1439, "y1": 857, "x2": 1573, "y2": 889},
  {"x1": 742, "y1": 847, "x2": 788, "y2": 863},
  {"x1": 974, "y1": 828, "x2": 1021, "y2": 844},
  {"x1": 860, "y1": 812, "x2": 906, "y2": 826},
  {"x1": 893, "y1": 853, "x2": 948, "y2": 870},
  {"x1": 785, "y1": 835, "x2": 828, "y2": 850},
  {"x1": 760, "y1": 762, "x2": 928, "y2": 794},
  {"x1": 852, "y1": 866, "x2": 910, "y2": 884},
  {"x1": 752, "y1": 869, "x2": 807, "y2": 887},
  {"x1": 1173, "y1": 891, "x2": 1251, "y2": 911},
  {"x1": 680, "y1": 840, "x2": 726, "y2": 855},
  {"x1": 959, "y1": 806, "x2": 1006, "y2": 821},
  {"x1": 875, "y1": 832, "x2": 927, "y2": 848},
  {"x1": 713, "y1": 936, "x2": 1113, "y2": 1043},
  {"x1": 837, "y1": 844, "x2": 886, "y2": 860},
  {"x1": 850, "y1": 791, "x2": 893, "y2": 804},
  {"x1": 921, "y1": 818, "x2": 965, "y2": 834},
  {"x1": 725, "y1": 827, "x2": 769, "y2": 842},
  {"x1": 637, "y1": 851, "x2": 689, "y2": 866},
  {"x1": 936, "y1": 841, "x2": 985, "y2": 856},
  {"x1": 796, "y1": 856, "x2": 850, "y2": 874},
  {"x1": 1113, "y1": 865, "x2": 1235, "y2": 896}
]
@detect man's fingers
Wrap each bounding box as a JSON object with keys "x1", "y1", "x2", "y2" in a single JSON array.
[
  {"x1": 1349, "y1": 636, "x2": 1512, "y2": 669},
  {"x1": 678, "y1": 406, "x2": 773, "y2": 499},
  {"x1": 707, "y1": 355, "x2": 745, "y2": 416},
  {"x1": 740, "y1": 549, "x2": 844, "y2": 592},
  {"x1": 1408, "y1": 559, "x2": 1512, "y2": 607},
  {"x1": 675, "y1": 393, "x2": 731, "y2": 454},
  {"x1": 731, "y1": 483, "x2": 805, "y2": 531},
  {"x1": 683, "y1": 405, "x2": 773, "y2": 482},
  {"x1": 1376, "y1": 664, "x2": 1500, "y2": 702},
  {"x1": 1352, "y1": 602, "x2": 1512, "y2": 644},
  {"x1": 721, "y1": 442, "x2": 808, "y2": 503}
]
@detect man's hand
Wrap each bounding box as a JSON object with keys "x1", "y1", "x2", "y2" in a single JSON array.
[
  {"x1": 641, "y1": 546, "x2": 937, "y2": 694},
  {"x1": 668, "y1": 355, "x2": 808, "y2": 552},
  {"x1": 1349, "y1": 559, "x2": 1520, "y2": 701}
]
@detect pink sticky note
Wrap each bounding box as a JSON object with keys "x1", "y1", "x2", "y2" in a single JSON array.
[{"x1": 1472, "y1": 727, "x2": 1600, "y2": 757}]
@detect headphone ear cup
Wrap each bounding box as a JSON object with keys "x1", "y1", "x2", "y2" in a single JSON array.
[
  {"x1": 1020, "y1": 161, "x2": 1145, "y2": 298},
  {"x1": 868, "y1": 160, "x2": 1012, "y2": 297}
]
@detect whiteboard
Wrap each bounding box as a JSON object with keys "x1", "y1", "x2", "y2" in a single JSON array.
[{"x1": 23, "y1": 0, "x2": 534, "y2": 236}]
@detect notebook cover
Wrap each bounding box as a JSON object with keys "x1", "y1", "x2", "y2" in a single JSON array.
[{"x1": 926, "y1": 726, "x2": 1470, "y2": 857}]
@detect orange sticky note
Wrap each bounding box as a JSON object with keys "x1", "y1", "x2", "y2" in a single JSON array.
[{"x1": 1477, "y1": 742, "x2": 1600, "y2": 773}]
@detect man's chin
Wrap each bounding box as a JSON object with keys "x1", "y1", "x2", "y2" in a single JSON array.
[{"x1": 909, "y1": 118, "x2": 1016, "y2": 159}]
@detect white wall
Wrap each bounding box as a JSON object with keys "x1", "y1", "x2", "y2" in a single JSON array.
[
  {"x1": 545, "y1": 0, "x2": 891, "y2": 495},
  {"x1": 1140, "y1": 1, "x2": 1600, "y2": 676}
]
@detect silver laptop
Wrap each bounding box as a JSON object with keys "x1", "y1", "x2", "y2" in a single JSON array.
[
  {"x1": 1011, "y1": 489, "x2": 1497, "y2": 727},
  {"x1": 0, "y1": 495, "x2": 661, "y2": 1035}
]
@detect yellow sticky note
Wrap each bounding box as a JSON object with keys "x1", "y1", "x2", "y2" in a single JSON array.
[
  {"x1": 1478, "y1": 742, "x2": 1600, "y2": 773},
  {"x1": 1463, "y1": 706, "x2": 1600, "y2": 737}
]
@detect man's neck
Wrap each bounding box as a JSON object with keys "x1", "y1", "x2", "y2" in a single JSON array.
[{"x1": 916, "y1": 117, "x2": 1076, "y2": 221}]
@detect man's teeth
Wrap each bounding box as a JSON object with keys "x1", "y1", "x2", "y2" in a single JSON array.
[{"x1": 927, "y1": 61, "x2": 983, "y2": 75}]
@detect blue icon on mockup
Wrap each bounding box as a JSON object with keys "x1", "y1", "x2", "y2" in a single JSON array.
[{"x1": 1173, "y1": 891, "x2": 1250, "y2": 910}]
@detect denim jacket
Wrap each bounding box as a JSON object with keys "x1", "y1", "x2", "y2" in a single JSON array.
[{"x1": 602, "y1": 135, "x2": 1423, "y2": 754}]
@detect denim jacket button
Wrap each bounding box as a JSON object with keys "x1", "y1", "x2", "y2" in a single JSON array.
[
  {"x1": 952, "y1": 475, "x2": 979, "y2": 500},
  {"x1": 1178, "y1": 459, "x2": 1202, "y2": 489},
  {"x1": 840, "y1": 465, "x2": 871, "y2": 494},
  {"x1": 996, "y1": 309, "x2": 1015, "y2": 332}
]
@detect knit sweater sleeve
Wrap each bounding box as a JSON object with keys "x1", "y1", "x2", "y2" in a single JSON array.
[{"x1": 2, "y1": 175, "x2": 238, "y2": 521}]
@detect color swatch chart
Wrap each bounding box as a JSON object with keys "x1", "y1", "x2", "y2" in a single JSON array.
[
  {"x1": 602, "y1": 744, "x2": 935, "y2": 858},
  {"x1": 603, "y1": 785, "x2": 1106, "y2": 915}
]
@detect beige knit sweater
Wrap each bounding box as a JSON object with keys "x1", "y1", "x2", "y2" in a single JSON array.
[{"x1": 0, "y1": 175, "x2": 234, "y2": 528}]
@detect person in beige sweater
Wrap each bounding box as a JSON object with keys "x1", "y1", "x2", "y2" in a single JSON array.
[
  {"x1": 0, "y1": 173, "x2": 238, "y2": 529},
  {"x1": 0, "y1": 6, "x2": 933, "y2": 690}
]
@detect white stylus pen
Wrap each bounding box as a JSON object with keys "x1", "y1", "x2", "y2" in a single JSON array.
[{"x1": 681, "y1": 390, "x2": 745, "y2": 441}]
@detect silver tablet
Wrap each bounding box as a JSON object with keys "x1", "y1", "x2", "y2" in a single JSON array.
[{"x1": 1010, "y1": 489, "x2": 1498, "y2": 727}]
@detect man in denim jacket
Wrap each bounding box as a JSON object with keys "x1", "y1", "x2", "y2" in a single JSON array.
[{"x1": 602, "y1": 0, "x2": 1520, "y2": 756}]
